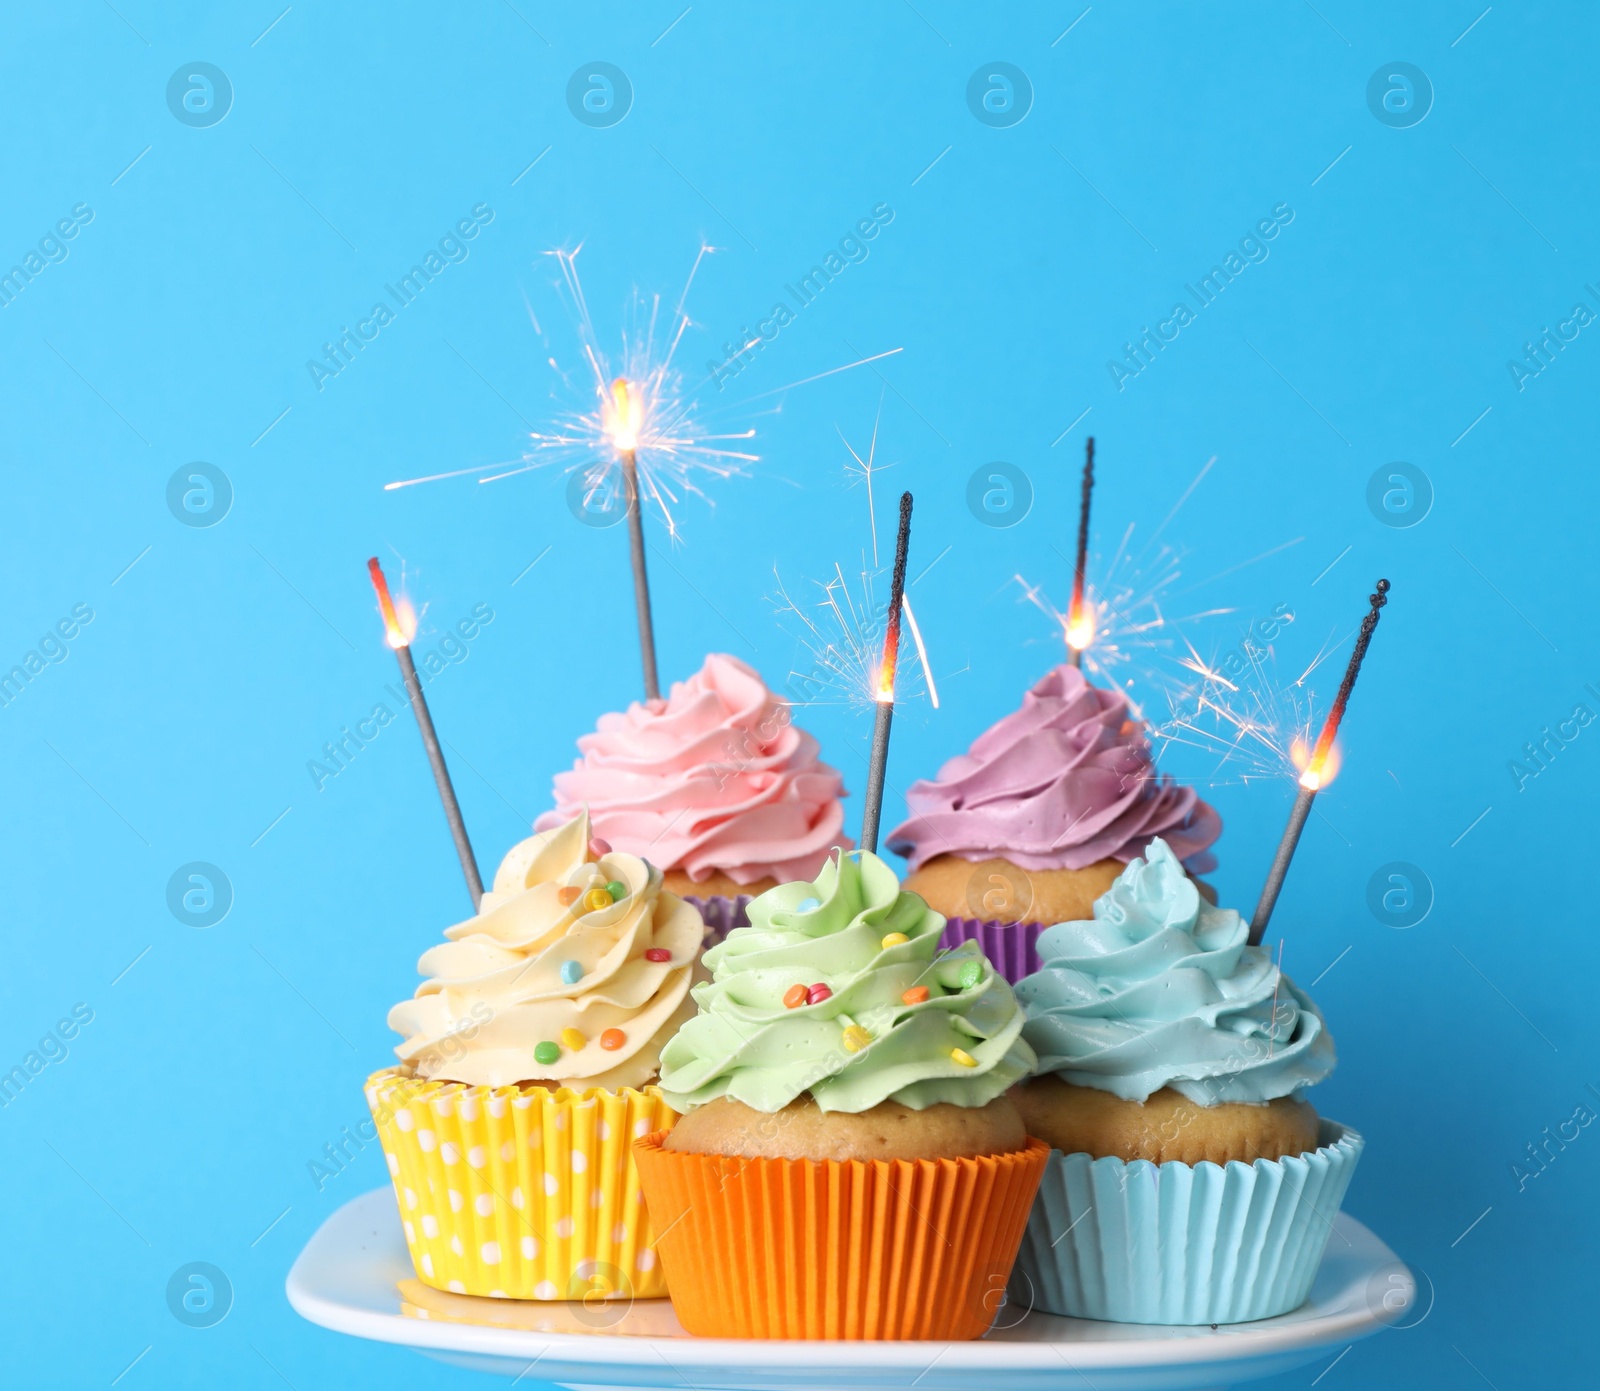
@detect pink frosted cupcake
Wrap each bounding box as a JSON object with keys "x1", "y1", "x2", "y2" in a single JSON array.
[
  {"x1": 885, "y1": 664, "x2": 1219, "y2": 981},
  {"x1": 537, "y1": 653, "x2": 850, "y2": 942}
]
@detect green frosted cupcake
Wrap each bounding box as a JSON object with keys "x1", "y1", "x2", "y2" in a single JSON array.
[{"x1": 634, "y1": 847, "x2": 1049, "y2": 1340}]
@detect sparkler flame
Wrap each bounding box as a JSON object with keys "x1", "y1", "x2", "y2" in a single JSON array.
[
  {"x1": 367, "y1": 557, "x2": 417, "y2": 649},
  {"x1": 876, "y1": 627, "x2": 899, "y2": 703},
  {"x1": 1291, "y1": 735, "x2": 1342, "y2": 790},
  {"x1": 1065, "y1": 599, "x2": 1096, "y2": 653},
  {"x1": 605, "y1": 376, "x2": 643, "y2": 455}
]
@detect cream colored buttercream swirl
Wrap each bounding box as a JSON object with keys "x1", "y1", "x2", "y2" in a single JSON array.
[{"x1": 387, "y1": 812, "x2": 703, "y2": 1088}]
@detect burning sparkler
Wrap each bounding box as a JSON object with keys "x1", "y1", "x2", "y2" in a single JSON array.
[
  {"x1": 859, "y1": 492, "x2": 914, "y2": 854},
  {"x1": 367, "y1": 558, "x2": 483, "y2": 908},
  {"x1": 1247, "y1": 579, "x2": 1391, "y2": 945},
  {"x1": 386, "y1": 246, "x2": 758, "y2": 544},
  {"x1": 1013, "y1": 531, "x2": 1219, "y2": 710},
  {"x1": 604, "y1": 374, "x2": 661, "y2": 698},
  {"x1": 1067, "y1": 438, "x2": 1095, "y2": 666},
  {"x1": 772, "y1": 422, "x2": 937, "y2": 717},
  {"x1": 1156, "y1": 596, "x2": 1368, "y2": 787},
  {"x1": 386, "y1": 247, "x2": 904, "y2": 698}
]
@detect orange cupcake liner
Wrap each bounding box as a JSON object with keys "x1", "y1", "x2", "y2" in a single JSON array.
[{"x1": 633, "y1": 1133, "x2": 1048, "y2": 1339}]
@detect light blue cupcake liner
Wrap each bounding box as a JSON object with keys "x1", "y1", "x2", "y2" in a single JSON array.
[{"x1": 1009, "y1": 1119, "x2": 1362, "y2": 1325}]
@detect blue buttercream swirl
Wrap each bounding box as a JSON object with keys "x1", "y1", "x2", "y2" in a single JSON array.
[{"x1": 1016, "y1": 838, "x2": 1334, "y2": 1104}]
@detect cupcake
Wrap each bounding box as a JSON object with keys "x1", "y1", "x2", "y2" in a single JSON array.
[
  {"x1": 886, "y1": 662, "x2": 1221, "y2": 981},
  {"x1": 1006, "y1": 837, "x2": 1361, "y2": 1325},
  {"x1": 366, "y1": 810, "x2": 703, "y2": 1301},
  {"x1": 537, "y1": 653, "x2": 850, "y2": 945},
  {"x1": 633, "y1": 847, "x2": 1049, "y2": 1339}
]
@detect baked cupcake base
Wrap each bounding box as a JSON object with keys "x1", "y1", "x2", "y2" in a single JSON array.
[
  {"x1": 664, "y1": 1094, "x2": 1027, "y2": 1162},
  {"x1": 1013, "y1": 1075, "x2": 1321, "y2": 1165},
  {"x1": 1009, "y1": 1120, "x2": 1363, "y2": 1325},
  {"x1": 367, "y1": 1069, "x2": 675, "y2": 1301},
  {"x1": 911, "y1": 855, "x2": 1215, "y2": 983},
  {"x1": 635, "y1": 1127, "x2": 1048, "y2": 1338}
]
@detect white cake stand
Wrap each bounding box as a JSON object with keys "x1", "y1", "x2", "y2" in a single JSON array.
[{"x1": 287, "y1": 1188, "x2": 1413, "y2": 1391}]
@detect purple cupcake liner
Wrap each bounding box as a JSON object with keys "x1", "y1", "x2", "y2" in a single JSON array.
[
  {"x1": 938, "y1": 916, "x2": 1045, "y2": 982},
  {"x1": 686, "y1": 902, "x2": 1043, "y2": 976},
  {"x1": 681, "y1": 894, "x2": 754, "y2": 948}
]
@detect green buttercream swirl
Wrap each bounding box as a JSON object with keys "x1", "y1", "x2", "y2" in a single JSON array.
[{"x1": 658, "y1": 848, "x2": 1035, "y2": 1113}]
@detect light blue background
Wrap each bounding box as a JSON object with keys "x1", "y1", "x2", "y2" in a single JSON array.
[{"x1": 2, "y1": 3, "x2": 1591, "y2": 1387}]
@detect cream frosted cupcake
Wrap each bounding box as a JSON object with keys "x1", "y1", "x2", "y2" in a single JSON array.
[
  {"x1": 366, "y1": 810, "x2": 702, "y2": 1301},
  {"x1": 537, "y1": 653, "x2": 850, "y2": 941},
  {"x1": 633, "y1": 848, "x2": 1048, "y2": 1340},
  {"x1": 887, "y1": 663, "x2": 1220, "y2": 981},
  {"x1": 1007, "y1": 838, "x2": 1360, "y2": 1325}
]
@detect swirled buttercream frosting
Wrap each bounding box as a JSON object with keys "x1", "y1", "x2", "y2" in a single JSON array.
[
  {"x1": 536, "y1": 653, "x2": 850, "y2": 886},
  {"x1": 1016, "y1": 838, "x2": 1334, "y2": 1104},
  {"x1": 387, "y1": 812, "x2": 703, "y2": 1089},
  {"x1": 887, "y1": 663, "x2": 1220, "y2": 875},
  {"x1": 658, "y1": 849, "x2": 1034, "y2": 1113}
]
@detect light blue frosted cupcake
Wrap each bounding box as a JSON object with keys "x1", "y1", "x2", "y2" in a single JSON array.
[{"x1": 1007, "y1": 838, "x2": 1361, "y2": 1325}]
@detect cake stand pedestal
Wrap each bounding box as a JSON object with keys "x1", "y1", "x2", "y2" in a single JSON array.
[{"x1": 288, "y1": 1188, "x2": 1413, "y2": 1391}]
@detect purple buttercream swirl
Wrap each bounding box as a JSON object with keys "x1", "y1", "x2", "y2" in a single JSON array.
[{"x1": 887, "y1": 664, "x2": 1220, "y2": 874}]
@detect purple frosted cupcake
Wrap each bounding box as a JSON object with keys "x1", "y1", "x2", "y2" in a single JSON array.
[{"x1": 886, "y1": 664, "x2": 1219, "y2": 981}]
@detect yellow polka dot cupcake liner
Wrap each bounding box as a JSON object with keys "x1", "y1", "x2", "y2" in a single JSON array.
[{"x1": 365, "y1": 1068, "x2": 677, "y2": 1301}]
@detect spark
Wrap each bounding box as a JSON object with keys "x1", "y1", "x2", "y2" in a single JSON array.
[
  {"x1": 774, "y1": 561, "x2": 928, "y2": 713},
  {"x1": 1014, "y1": 524, "x2": 1230, "y2": 709},
  {"x1": 772, "y1": 425, "x2": 933, "y2": 714},
  {"x1": 838, "y1": 397, "x2": 889, "y2": 567},
  {"x1": 386, "y1": 244, "x2": 757, "y2": 539},
  {"x1": 1153, "y1": 630, "x2": 1330, "y2": 787},
  {"x1": 901, "y1": 592, "x2": 939, "y2": 709}
]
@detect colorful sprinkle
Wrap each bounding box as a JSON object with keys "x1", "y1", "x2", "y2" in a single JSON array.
[
  {"x1": 605, "y1": 880, "x2": 627, "y2": 901},
  {"x1": 588, "y1": 837, "x2": 612, "y2": 858},
  {"x1": 783, "y1": 984, "x2": 809, "y2": 1009},
  {"x1": 560, "y1": 959, "x2": 584, "y2": 985},
  {"x1": 795, "y1": 896, "x2": 820, "y2": 913},
  {"x1": 841, "y1": 1024, "x2": 872, "y2": 1052},
  {"x1": 950, "y1": 1047, "x2": 977, "y2": 1068},
  {"x1": 560, "y1": 1027, "x2": 586, "y2": 1052},
  {"x1": 957, "y1": 960, "x2": 983, "y2": 989},
  {"x1": 644, "y1": 947, "x2": 672, "y2": 963},
  {"x1": 880, "y1": 932, "x2": 910, "y2": 949},
  {"x1": 807, "y1": 983, "x2": 833, "y2": 1005},
  {"x1": 558, "y1": 886, "x2": 582, "y2": 907},
  {"x1": 901, "y1": 985, "x2": 930, "y2": 1005},
  {"x1": 600, "y1": 1028, "x2": 626, "y2": 1050},
  {"x1": 534, "y1": 1041, "x2": 561, "y2": 1065},
  {"x1": 582, "y1": 887, "x2": 613, "y2": 913}
]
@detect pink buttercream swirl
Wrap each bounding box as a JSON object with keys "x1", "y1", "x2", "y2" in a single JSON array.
[
  {"x1": 887, "y1": 664, "x2": 1220, "y2": 875},
  {"x1": 536, "y1": 654, "x2": 850, "y2": 886}
]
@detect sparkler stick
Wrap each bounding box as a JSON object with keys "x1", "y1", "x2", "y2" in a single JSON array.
[
  {"x1": 1068, "y1": 437, "x2": 1095, "y2": 668},
  {"x1": 367, "y1": 558, "x2": 484, "y2": 909},
  {"x1": 860, "y1": 492, "x2": 913, "y2": 853},
  {"x1": 1248, "y1": 579, "x2": 1390, "y2": 946},
  {"x1": 606, "y1": 378, "x2": 661, "y2": 700}
]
